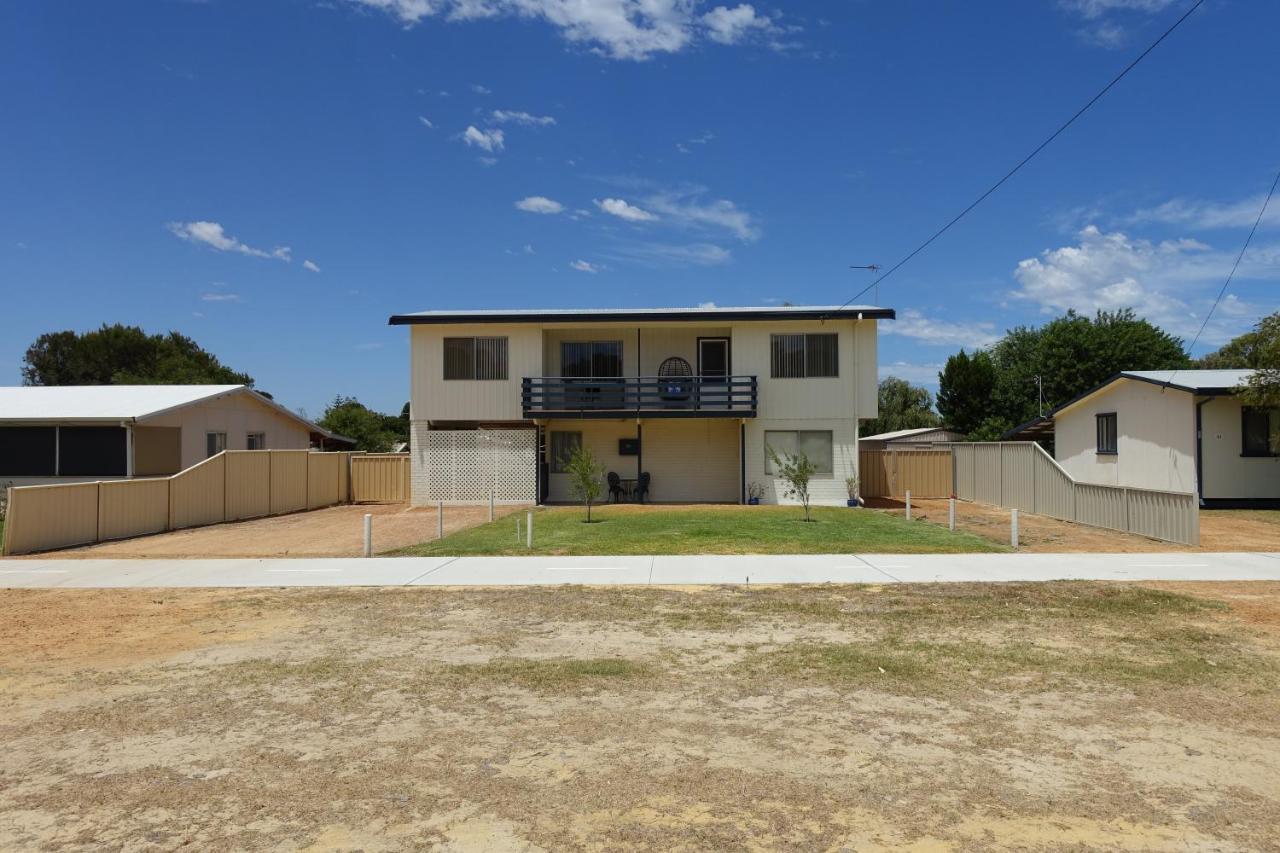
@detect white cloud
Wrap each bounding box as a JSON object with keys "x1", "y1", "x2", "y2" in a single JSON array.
[
  {"x1": 491, "y1": 109, "x2": 556, "y2": 126},
  {"x1": 881, "y1": 310, "x2": 1000, "y2": 349},
  {"x1": 696, "y1": 300, "x2": 717, "y2": 308},
  {"x1": 595, "y1": 197, "x2": 658, "y2": 222},
  {"x1": 346, "y1": 0, "x2": 793, "y2": 61},
  {"x1": 523, "y1": 243, "x2": 535, "y2": 254},
  {"x1": 569, "y1": 259, "x2": 600, "y2": 273},
  {"x1": 168, "y1": 221, "x2": 291, "y2": 261},
  {"x1": 701, "y1": 4, "x2": 772, "y2": 44},
  {"x1": 1011, "y1": 225, "x2": 1277, "y2": 344},
  {"x1": 1078, "y1": 20, "x2": 1127, "y2": 48},
  {"x1": 1059, "y1": 0, "x2": 1178, "y2": 48},
  {"x1": 200, "y1": 292, "x2": 242, "y2": 302},
  {"x1": 1126, "y1": 194, "x2": 1280, "y2": 230},
  {"x1": 303, "y1": 259, "x2": 321, "y2": 273},
  {"x1": 471, "y1": 83, "x2": 492, "y2": 94},
  {"x1": 417, "y1": 115, "x2": 434, "y2": 128},
  {"x1": 1060, "y1": 0, "x2": 1177, "y2": 19},
  {"x1": 477, "y1": 156, "x2": 498, "y2": 166},
  {"x1": 642, "y1": 188, "x2": 760, "y2": 241},
  {"x1": 461, "y1": 125, "x2": 504, "y2": 152},
  {"x1": 515, "y1": 195, "x2": 564, "y2": 214}
]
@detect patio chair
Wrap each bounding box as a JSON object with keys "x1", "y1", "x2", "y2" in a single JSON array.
[
  {"x1": 607, "y1": 471, "x2": 626, "y2": 503},
  {"x1": 635, "y1": 471, "x2": 651, "y2": 503},
  {"x1": 658, "y1": 357, "x2": 692, "y2": 403}
]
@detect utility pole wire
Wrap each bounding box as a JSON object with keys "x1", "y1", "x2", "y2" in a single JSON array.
[{"x1": 834, "y1": 0, "x2": 1206, "y2": 312}]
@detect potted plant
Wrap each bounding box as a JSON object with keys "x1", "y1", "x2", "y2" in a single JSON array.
[
  {"x1": 747, "y1": 481, "x2": 764, "y2": 505},
  {"x1": 845, "y1": 476, "x2": 860, "y2": 508}
]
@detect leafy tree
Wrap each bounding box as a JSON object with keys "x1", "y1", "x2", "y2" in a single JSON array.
[
  {"x1": 860, "y1": 377, "x2": 941, "y2": 436},
  {"x1": 766, "y1": 446, "x2": 817, "y2": 522},
  {"x1": 1202, "y1": 312, "x2": 1280, "y2": 409},
  {"x1": 937, "y1": 309, "x2": 1189, "y2": 439},
  {"x1": 562, "y1": 444, "x2": 605, "y2": 522},
  {"x1": 317, "y1": 396, "x2": 406, "y2": 452},
  {"x1": 936, "y1": 349, "x2": 996, "y2": 436},
  {"x1": 22, "y1": 324, "x2": 252, "y2": 386}
]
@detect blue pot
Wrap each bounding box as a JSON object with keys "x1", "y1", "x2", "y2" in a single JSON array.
[
  {"x1": 748, "y1": 497, "x2": 760, "y2": 505},
  {"x1": 847, "y1": 499, "x2": 859, "y2": 507}
]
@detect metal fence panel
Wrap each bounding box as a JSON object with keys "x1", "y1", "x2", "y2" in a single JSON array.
[
  {"x1": 973, "y1": 445, "x2": 1003, "y2": 505},
  {"x1": 269, "y1": 450, "x2": 309, "y2": 515},
  {"x1": 307, "y1": 452, "x2": 343, "y2": 509},
  {"x1": 3, "y1": 482, "x2": 99, "y2": 555},
  {"x1": 952, "y1": 444, "x2": 975, "y2": 501},
  {"x1": 998, "y1": 443, "x2": 1036, "y2": 512},
  {"x1": 99, "y1": 478, "x2": 169, "y2": 542},
  {"x1": 1075, "y1": 483, "x2": 1128, "y2": 532},
  {"x1": 1127, "y1": 487, "x2": 1197, "y2": 545},
  {"x1": 1033, "y1": 452, "x2": 1076, "y2": 521},
  {"x1": 858, "y1": 450, "x2": 891, "y2": 497},
  {"x1": 170, "y1": 454, "x2": 225, "y2": 530},
  {"x1": 224, "y1": 451, "x2": 271, "y2": 521},
  {"x1": 351, "y1": 454, "x2": 410, "y2": 502}
]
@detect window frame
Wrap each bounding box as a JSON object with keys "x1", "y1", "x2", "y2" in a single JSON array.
[
  {"x1": 206, "y1": 431, "x2": 227, "y2": 458},
  {"x1": 246, "y1": 432, "x2": 266, "y2": 451},
  {"x1": 442, "y1": 336, "x2": 509, "y2": 381},
  {"x1": 769, "y1": 333, "x2": 838, "y2": 379},
  {"x1": 1241, "y1": 406, "x2": 1280, "y2": 458},
  {"x1": 549, "y1": 430, "x2": 582, "y2": 473},
  {"x1": 1095, "y1": 412, "x2": 1118, "y2": 456},
  {"x1": 763, "y1": 429, "x2": 834, "y2": 474},
  {"x1": 560, "y1": 340, "x2": 623, "y2": 379}
]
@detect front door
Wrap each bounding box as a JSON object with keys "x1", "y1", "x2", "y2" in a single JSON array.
[{"x1": 697, "y1": 338, "x2": 730, "y2": 409}]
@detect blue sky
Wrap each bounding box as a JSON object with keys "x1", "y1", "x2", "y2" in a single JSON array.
[{"x1": 2, "y1": 0, "x2": 1277, "y2": 418}]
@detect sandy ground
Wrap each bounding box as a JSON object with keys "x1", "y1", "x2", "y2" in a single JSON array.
[
  {"x1": 2, "y1": 581, "x2": 1278, "y2": 851},
  {"x1": 24, "y1": 503, "x2": 528, "y2": 560},
  {"x1": 870, "y1": 497, "x2": 1280, "y2": 553}
]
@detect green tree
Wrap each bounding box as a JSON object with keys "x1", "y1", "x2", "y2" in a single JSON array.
[
  {"x1": 317, "y1": 396, "x2": 406, "y2": 452},
  {"x1": 1201, "y1": 312, "x2": 1280, "y2": 410},
  {"x1": 860, "y1": 377, "x2": 941, "y2": 436},
  {"x1": 938, "y1": 309, "x2": 1189, "y2": 439},
  {"x1": 22, "y1": 324, "x2": 252, "y2": 386},
  {"x1": 936, "y1": 349, "x2": 996, "y2": 436},
  {"x1": 562, "y1": 444, "x2": 605, "y2": 522},
  {"x1": 766, "y1": 446, "x2": 817, "y2": 522}
]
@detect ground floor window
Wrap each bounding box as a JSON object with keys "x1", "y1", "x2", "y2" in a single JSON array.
[
  {"x1": 764, "y1": 430, "x2": 833, "y2": 474},
  {"x1": 206, "y1": 432, "x2": 227, "y2": 458},
  {"x1": 1096, "y1": 412, "x2": 1118, "y2": 455},
  {"x1": 549, "y1": 430, "x2": 582, "y2": 472},
  {"x1": 1242, "y1": 406, "x2": 1280, "y2": 456},
  {"x1": 246, "y1": 432, "x2": 266, "y2": 450}
]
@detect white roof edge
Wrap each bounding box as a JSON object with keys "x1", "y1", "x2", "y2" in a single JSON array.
[{"x1": 860, "y1": 426, "x2": 960, "y2": 441}]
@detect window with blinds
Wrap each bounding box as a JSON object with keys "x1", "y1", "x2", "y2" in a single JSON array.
[
  {"x1": 561, "y1": 341, "x2": 622, "y2": 378},
  {"x1": 763, "y1": 430, "x2": 833, "y2": 473},
  {"x1": 443, "y1": 336, "x2": 508, "y2": 380},
  {"x1": 770, "y1": 333, "x2": 837, "y2": 378}
]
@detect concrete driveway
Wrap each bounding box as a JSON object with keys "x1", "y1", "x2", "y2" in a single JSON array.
[{"x1": 2, "y1": 552, "x2": 1279, "y2": 588}]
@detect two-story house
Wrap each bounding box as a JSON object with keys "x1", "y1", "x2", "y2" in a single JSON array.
[{"x1": 389, "y1": 304, "x2": 894, "y2": 506}]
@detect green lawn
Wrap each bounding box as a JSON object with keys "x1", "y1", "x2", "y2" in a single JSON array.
[{"x1": 393, "y1": 504, "x2": 1005, "y2": 556}]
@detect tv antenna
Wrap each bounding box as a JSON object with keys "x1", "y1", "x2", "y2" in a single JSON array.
[{"x1": 849, "y1": 264, "x2": 882, "y2": 305}]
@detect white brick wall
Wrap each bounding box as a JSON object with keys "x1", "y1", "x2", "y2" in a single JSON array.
[{"x1": 410, "y1": 420, "x2": 431, "y2": 506}]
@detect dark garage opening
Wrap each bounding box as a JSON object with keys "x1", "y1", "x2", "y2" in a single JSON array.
[
  {"x1": 0, "y1": 425, "x2": 128, "y2": 477},
  {"x1": 0, "y1": 427, "x2": 57, "y2": 476}
]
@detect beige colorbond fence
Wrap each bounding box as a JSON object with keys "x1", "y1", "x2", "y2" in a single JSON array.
[
  {"x1": 949, "y1": 442, "x2": 1199, "y2": 546},
  {"x1": 3, "y1": 450, "x2": 357, "y2": 556},
  {"x1": 859, "y1": 449, "x2": 953, "y2": 498},
  {"x1": 350, "y1": 454, "x2": 410, "y2": 503}
]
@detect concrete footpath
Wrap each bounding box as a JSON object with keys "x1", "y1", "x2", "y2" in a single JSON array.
[{"x1": 2, "y1": 552, "x2": 1279, "y2": 588}]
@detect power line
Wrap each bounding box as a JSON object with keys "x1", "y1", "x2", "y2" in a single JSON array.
[
  {"x1": 1181, "y1": 166, "x2": 1280, "y2": 360},
  {"x1": 836, "y1": 0, "x2": 1205, "y2": 311}
]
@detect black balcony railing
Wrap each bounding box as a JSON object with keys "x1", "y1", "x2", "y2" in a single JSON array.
[{"x1": 522, "y1": 376, "x2": 758, "y2": 418}]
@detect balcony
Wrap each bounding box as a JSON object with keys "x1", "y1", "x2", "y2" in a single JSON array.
[{"x1": 522, "y1": 376, "x2": 758, "y2": 418}]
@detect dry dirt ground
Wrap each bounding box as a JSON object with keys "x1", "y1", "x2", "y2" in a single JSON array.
[
  {"x1": 2, "y1": 582, "x2": 1279, "y2": 851},
  {"x1": 870, "y1": 498, "x2": 1280, "y2": 553},
  {"x1": 23, "y1": 504, "x2": 527, "y2": 560}
]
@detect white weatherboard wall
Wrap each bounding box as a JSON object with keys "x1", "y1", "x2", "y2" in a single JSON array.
[
  {"x1": 544, "y1": 420, "x2": 637, "y2": 504},
  {"x1": 411, "y1": 323, "x2": 542, "y2": 422},
  {"x1": 142, "y1": 392, "x2": 311, "y2": 469},
  {"x1": 642, "y1": 419, "x2": 739, "y2": 503},
  {"x1": 1054, "y1": 379, "x2": 1196, "y2": 492},
  {"x1": 1200, "y1": 396, "x2": 1280, "y2": 501}
]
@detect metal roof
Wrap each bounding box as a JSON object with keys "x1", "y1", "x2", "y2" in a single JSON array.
[
  {"x1": 389, "y1": 304, "x2": 895, "y2": 325},
  {"x1": 860, "y1": 426, "x2": 961, "y2": 442},
  {"x1": 0, "y1": 385, "x2": 335, "y2": 441},
  {"x1": 1118, "y1": 369, "x2": 1256, "y2": 394}
]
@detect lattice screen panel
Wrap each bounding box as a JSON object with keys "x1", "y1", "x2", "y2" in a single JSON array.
[{"x1": 423, "y1": 429, "x2": 536, "y2": 503}]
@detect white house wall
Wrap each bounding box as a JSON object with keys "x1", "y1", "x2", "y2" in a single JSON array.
[
  {"x1": 140, "y1": 391, "x2": 311, "y2": 470},
  {"x1": 411, "y1": 323, "x2": 542, "y2": 422},
  {"x1": 1054, "y1": 380, "x2": 1196, "y2": 492},
  {"x1": 1199, "y1": 396, "x2": 1280, "y2": 500}
]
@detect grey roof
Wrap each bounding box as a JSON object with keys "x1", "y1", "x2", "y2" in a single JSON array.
[
  {"x1": 860, "y1": 426, "x2": 961, "y2": 442},
  {"x1": 389, "y1": 304, "x2": 894, "y2": 325},
  {"x1": 1119, "y1": 369, "x2": 1256, "y2": 393}
]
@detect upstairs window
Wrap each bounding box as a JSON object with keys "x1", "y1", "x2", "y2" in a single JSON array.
[
  {"x1": 770, "y1": 333, "x2": 838, "y2": 378},
  {"x1": 561, "y1": 341, "x2": 622, "y2": 378},
  {"x1": 443, "y1": 336, "x2": 508, "y2": 380},
  {"x1": 246, "y1": 432, "x2": 266, "y2": 450},
  {"x1": 1242, "y1": 407, "x2": 1280, "y2": 457},
  {"x1": 1096, "y1": 413, "x2": 1117, "y2": 455}
]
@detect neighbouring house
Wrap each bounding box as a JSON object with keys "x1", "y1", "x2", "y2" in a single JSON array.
[
  {"x1": 858, "y1": 426, "x2": 964, "y2": 451},
  {"x1": 1003, "y1": 370, "x2": 1279, "y2": 508},
  {"x1": 390, "y1": 304, "x2": 894, "y2": 506},
  {"x1": 0, "y1": 384, "x2": 352, "y2": 487}
]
